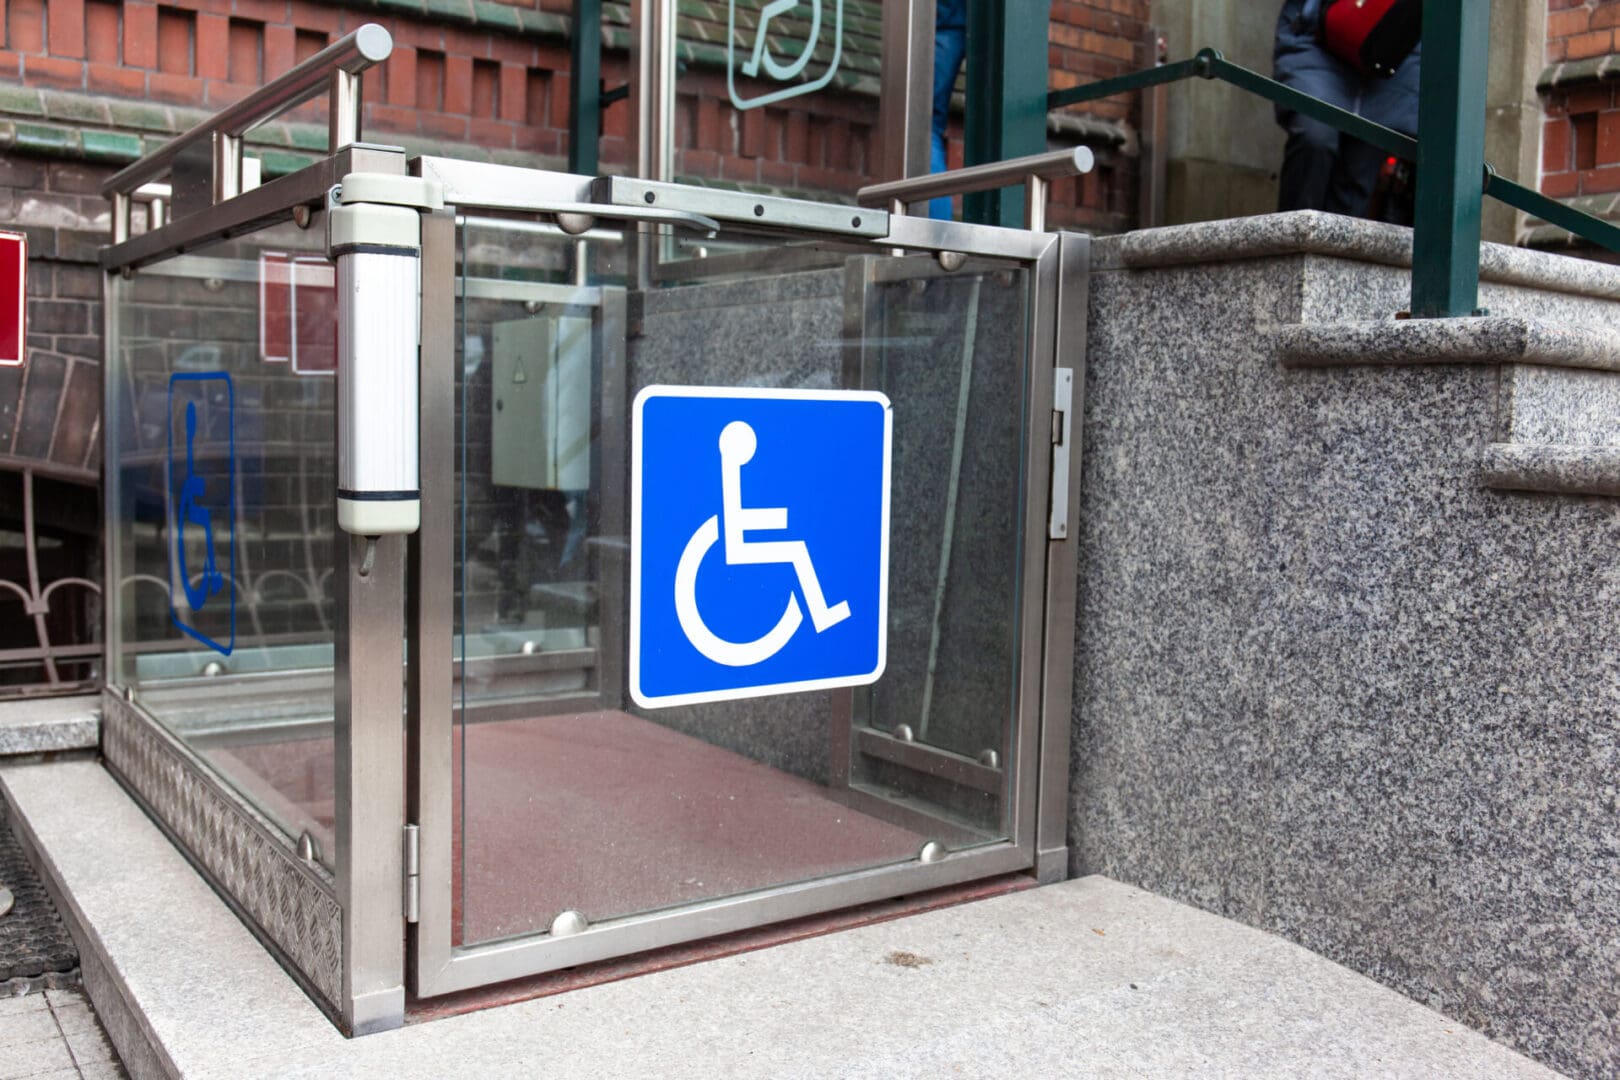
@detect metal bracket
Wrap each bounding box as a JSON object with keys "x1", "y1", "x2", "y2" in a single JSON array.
[
  {"x1": 1048, "y1": 367, "x2": 1074, "y2": 540},
  {"x1": 403, "y1": 823, "x2": 420, "y2": 924}
]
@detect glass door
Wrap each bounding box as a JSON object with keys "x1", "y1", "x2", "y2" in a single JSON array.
[{"x1": 411, "y1": 170, "x2": 1068, "y2": 995}]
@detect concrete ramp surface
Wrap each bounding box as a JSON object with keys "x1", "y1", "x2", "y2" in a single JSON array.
[{"x1": 0, "y1": 758, "x2": 1564, "y2": 1079}]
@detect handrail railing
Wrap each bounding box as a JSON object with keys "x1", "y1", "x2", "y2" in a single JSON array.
[
  {"x1": 857, "y1": 146, "x2": 1095, "y2": 232},
  {"x1": 102, "y1": 23, "x2": 391, "y2": 238},
  {"x1": 1048, "y1": 48, "x2": 1620, "y2": 286}
]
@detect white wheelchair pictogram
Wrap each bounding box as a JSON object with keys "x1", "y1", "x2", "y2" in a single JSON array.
[
  {"x1": 741, "y1": 0, "x2": 821, "y2": 81},
  {"x1": 675, "y1": 420, "x2": 850, "y2": 667}
]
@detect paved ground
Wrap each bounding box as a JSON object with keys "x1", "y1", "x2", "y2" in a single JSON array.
[
  {"x1": 0, "y1": 987, "x2": 127, "y2": 1079},
  {"x1": 2, "y1": 758, "x2": 1570, "y2": 1080}
]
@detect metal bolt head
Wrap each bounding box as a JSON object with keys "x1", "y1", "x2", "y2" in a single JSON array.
[
  {"x1": 918, "y1": 841, "x2": 946, "y2": 864},
  {"x1": 202, "y1": 661, "x2": 224, "y2": 677},
  {"x1": 297, "y1": 831, "x2": 322, "y2": 864},
  {"x1": 556, "y1": 211, "x2": 595, "y2": 236},
  {"x1": 977, "y1": 749, "x2": 1000, "y2": 769},
  {"x1": 892, "y1": 723, "x2": 915, "y2": 743},
  {"x1": 551, "y1": 909, "x2": 589, "y2": 937},
  {"x1": 292, "y1": 204, "x2": 314, "y2": 229},
  {"x1": 521, "y1": 640, "x2": 538, "y2": 655},
  {"x1": 936, "y1": 250, "x2": 967, "y2": 272}
]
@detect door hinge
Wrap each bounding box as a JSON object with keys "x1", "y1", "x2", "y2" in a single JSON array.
[
  {"x1": 402, "y1": 823, "x2": 420, "y2": 924},
  {"x1": 1048, "y1": 367, "x2": 1075, "y2": 540}
]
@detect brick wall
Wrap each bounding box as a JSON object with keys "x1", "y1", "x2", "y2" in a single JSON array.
[{"x1": 1540, "y1": 1, "x2": 1620, "y2": 202}]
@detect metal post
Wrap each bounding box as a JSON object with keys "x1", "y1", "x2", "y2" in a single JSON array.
[
  {"x1": 1024, "y1": 174, "x2": 1047, "y2": 232},
  {"x1": 569, "y1": 0, "x2": 603, "y2": 175},
  {"x1": 963, "y1": 0, "x2": 1051, "y2": 227},
  {"x1": 335, "y1": 530, "x2": 407, "y2": 1035},
  {"x1": 1410, "y1": 0, "x2": 1490, "y2": 317},
  {"x1": 879, "y1": 0, "x2": 934, "y2": 183},
  {"x1": 330, "y1": 69, "x2": 361, "y2": 152},
  {"x1": 630, "y1": 0, "x2": 675, "y2": 182},
  {"x1": 211, "y1": 132, "x2": 241, "y2": 204}
]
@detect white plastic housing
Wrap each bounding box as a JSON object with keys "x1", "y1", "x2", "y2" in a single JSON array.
[{"x1": 336, "y1": 247, "x2": 420, "y2": 535}]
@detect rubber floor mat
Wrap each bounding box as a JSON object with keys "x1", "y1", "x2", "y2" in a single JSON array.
[{"x1": 0, "y1": 795, "x2": 77, "y2": 987}]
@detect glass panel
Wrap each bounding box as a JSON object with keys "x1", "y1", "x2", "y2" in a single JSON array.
[
  {"x1": 107, "y1": 220, "x2": 338, "y2": 867},
  {"x1": 669, "y1": 2, "x2": 882, "y2": 195},
  {"x1": 454, "y1": 221, "x2": 1031, "y2": 948}
]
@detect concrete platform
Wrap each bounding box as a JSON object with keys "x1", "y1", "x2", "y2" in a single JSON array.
[{"x1": 0, "y1": 759, "x2": 1566, "y2": 1079}]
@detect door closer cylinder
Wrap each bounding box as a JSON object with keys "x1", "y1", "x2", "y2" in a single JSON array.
[{"x1": 330, "y1": 194, "x2": 421, "y2": 535}]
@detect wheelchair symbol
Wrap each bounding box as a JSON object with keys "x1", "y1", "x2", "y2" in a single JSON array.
[
  {"x1": 176, "y1": 400, "x2": 226, "y2": 613},
  {"x1": 727, "y1": 0, "x2": 845, "y2": 111},
  {"x1": 676, "y1": 421, "x2": 850, "y2": 667}
]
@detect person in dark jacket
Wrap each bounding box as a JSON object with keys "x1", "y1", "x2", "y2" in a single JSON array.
[
  {"x1": 1274, "y1": 0, "x2": 1420, "y2": 222},
  {"x1": 929, "y1": 0, "x2": 967, "y2": 220}
]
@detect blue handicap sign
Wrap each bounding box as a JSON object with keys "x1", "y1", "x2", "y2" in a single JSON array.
[
  {"x1": 631, "y1": 386, "x2": 892, "y2": 708},
  {"x1": 167, "y1": 372, "x2": 235, "y2": 655}
]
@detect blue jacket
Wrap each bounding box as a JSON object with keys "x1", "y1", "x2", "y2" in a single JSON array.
[{"x1": 1273, "y1": 0, "x2": 1421, "y2": 136}]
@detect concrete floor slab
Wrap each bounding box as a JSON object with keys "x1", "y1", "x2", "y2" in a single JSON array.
[{"x1": 1, "y1": 759, "x2": 1567, "y2": 1080}]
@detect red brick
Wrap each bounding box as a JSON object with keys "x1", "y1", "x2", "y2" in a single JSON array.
[
  {"x1": 514, "y1": 125, "x2": 561, "y2": 156},
  {"x1": 468, "y1": 117, "x2": 513, "y2": 150},
  {"x1": 84, "y1": 0, "x2": 121, "y2": 64},
  {"x1": 195, "y1": 13, "x2": 229, "y2": 80},
  {"x1": 1544, "y1": 118, "x2": 1571, "y2": 172},
  {"x1": 87, "y1": 62, "x2": 146, "y2": 96},
  {"x1": 1593, "y1": 5, "x2": 1620, "y2": 31},
  {"x1": 1566, "y1": 29, "x2": 1613, "y2": 60},
  {"x1": 1547, "y1": 8, "x2": 1589, "y2": 38},
  {"x1": 679, "y1": 148, "x2": 720, "y2": 176},
  {"x1": 381, "y1": 47, "x2": 413, "y2": 107},
  {"x1": 47, "y1": 0, "x2": 86, "y2": 59},
  {"x1": 1542, "y1": 171, "x2": 1578, "y2": 199},
  {"x1": 490, "y1": 36, "x2": 537, "y2": 67},
  {"x1": 147, "y1": 71, "x2": 204, "y2": 103},
  {"x1": 784, "y1": 110, "x2": 808, "y2": 162},
  {"x1": 289, "y1": 0, "x2": 342, "y2": 32},
  {"x1": 1579, "y1": 164, "x2": 1620, "y2": 194},
  {"x1": 23, "y1": 54, "x2": 85, "y2": 89},
  {"x1": 696, "y1": 96, "x2": 724, "y2": 151},
  {"x1": 498, "y1": 63, "x2": 525, "y2": 124},
  {"x1": 1599, "y1": 112, "x2": 1620, "y2": 166},
  {"x1": 0, "y1": 51, "x2": 20, "y2": 79},
  {"x1": 156, "y1": 7, "x2": 194, "y2": 75},
  {"x1": 367, "y1": 103, "x2": 417, "y2": 136},
  {"x1": 601, "y1": 91, "x2": 628, "y2": 138},
  {"x1": 421, "y1": 111, "x2": 468, "y2": 141},
  {"x1": 231, "y1": 0, "x2": 289, "y2": 23},
  {"x1": 471, "y1": 60, "x2": 498, "y2": 119},
  {"x1": 444, "y1": 26, "x2": 491, "y2": 61},
  {"x1": 263, "y1": 24, "x2": 295, "y2": 79},
  {"x1": 444, "y1": 54, "x2": 473, "y2": 114},
  {"x1": 1566, "y1": 83, "x2": 1616, "y2": 115},
  {"x1": 123, "y1": 2, "x2": 157, "y2": 67},
  {"x1": 758, "y1": 158, "x2": 796, "y2": 188},
  {"x1": 740, "y1": 107, "x2": 767, "y2": 158},
  {"x1": 9, "y1": 0, "x2": 47, "y2": 53}
]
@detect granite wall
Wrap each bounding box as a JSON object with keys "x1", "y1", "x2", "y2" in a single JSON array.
[{"x1": 1069, "y1": 211, "x2": 1620, "y2": 1080}]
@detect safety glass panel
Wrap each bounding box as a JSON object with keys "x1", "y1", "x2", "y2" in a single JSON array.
[
  {"x1": 453, "y1": 219, "x2": 1031, "y2": 949},
  {"x1": 106, "y1": 219, "x2": 338, "y2": 867}
]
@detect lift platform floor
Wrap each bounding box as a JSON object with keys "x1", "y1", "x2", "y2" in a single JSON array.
[
  {"x1": 212, "y1": 710, "x2": 948, "y2": 945},
  {"x1": 0, "y1": 757, "x2": 1565, "y2": 1079}
]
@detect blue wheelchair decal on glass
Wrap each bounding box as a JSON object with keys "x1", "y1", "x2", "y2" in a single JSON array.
[
  {"x1": 631, "y1": 385, "x2": 891, "y2": 709},
  {"x1": 167, "y1": 372, "x2": 235, "y2": 656}
]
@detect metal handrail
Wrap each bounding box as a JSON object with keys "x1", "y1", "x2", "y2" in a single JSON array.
[
  {"x1": 857, "y1": 146, "x2": 1095, "y2": 232},
  {"x1": 101, "y1": 24, "x2": 392, "y2": 198},
  {"x1": 1048, "y1": 47, "x2": 1620, "y2": 258}
]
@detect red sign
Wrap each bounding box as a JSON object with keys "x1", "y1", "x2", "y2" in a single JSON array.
[
  {"x1": 259, "y1": 251, "x2": 336, "y2": 375},
  {"x1": 0, "y1": 231, "x2": 25, "y2": 367}
]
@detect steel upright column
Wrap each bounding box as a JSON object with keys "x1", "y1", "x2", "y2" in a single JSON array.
[
  {"x1": 1410, "y1": 0, "x2": 1490, "y2": 317},
  {"x1": 569, "y1": 0, "x2": 602, "y2": 175},
  {"x1": 879, "y1": 0, "x2": 934, "y2": 185},
  {"x1": 963, "y1": 0, "x2": 1051, "y2": 227}
]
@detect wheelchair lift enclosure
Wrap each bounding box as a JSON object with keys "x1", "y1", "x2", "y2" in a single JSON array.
[{"x1": 99, "y1": 141, "x2": 1087, "y2": 1027}]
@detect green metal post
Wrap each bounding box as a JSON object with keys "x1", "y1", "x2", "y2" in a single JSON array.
[
  {"x1": 1409, "y1": 0, "x2": 1490, "y2": 317},
  {"x1": 568, "y1": 0, "x2": 602, "y2": 175},
  {"x1": 963, "y1": 0, "x2": 1051, "y2": 227}
]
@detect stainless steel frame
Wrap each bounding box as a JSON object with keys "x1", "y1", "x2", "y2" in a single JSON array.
[
  {"x1": 102, "y1": 99, "x2": 1088, "y2": 1018},
  {"x1": 406, "y1": 167, "x2": 1084, "y2": 998}
]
